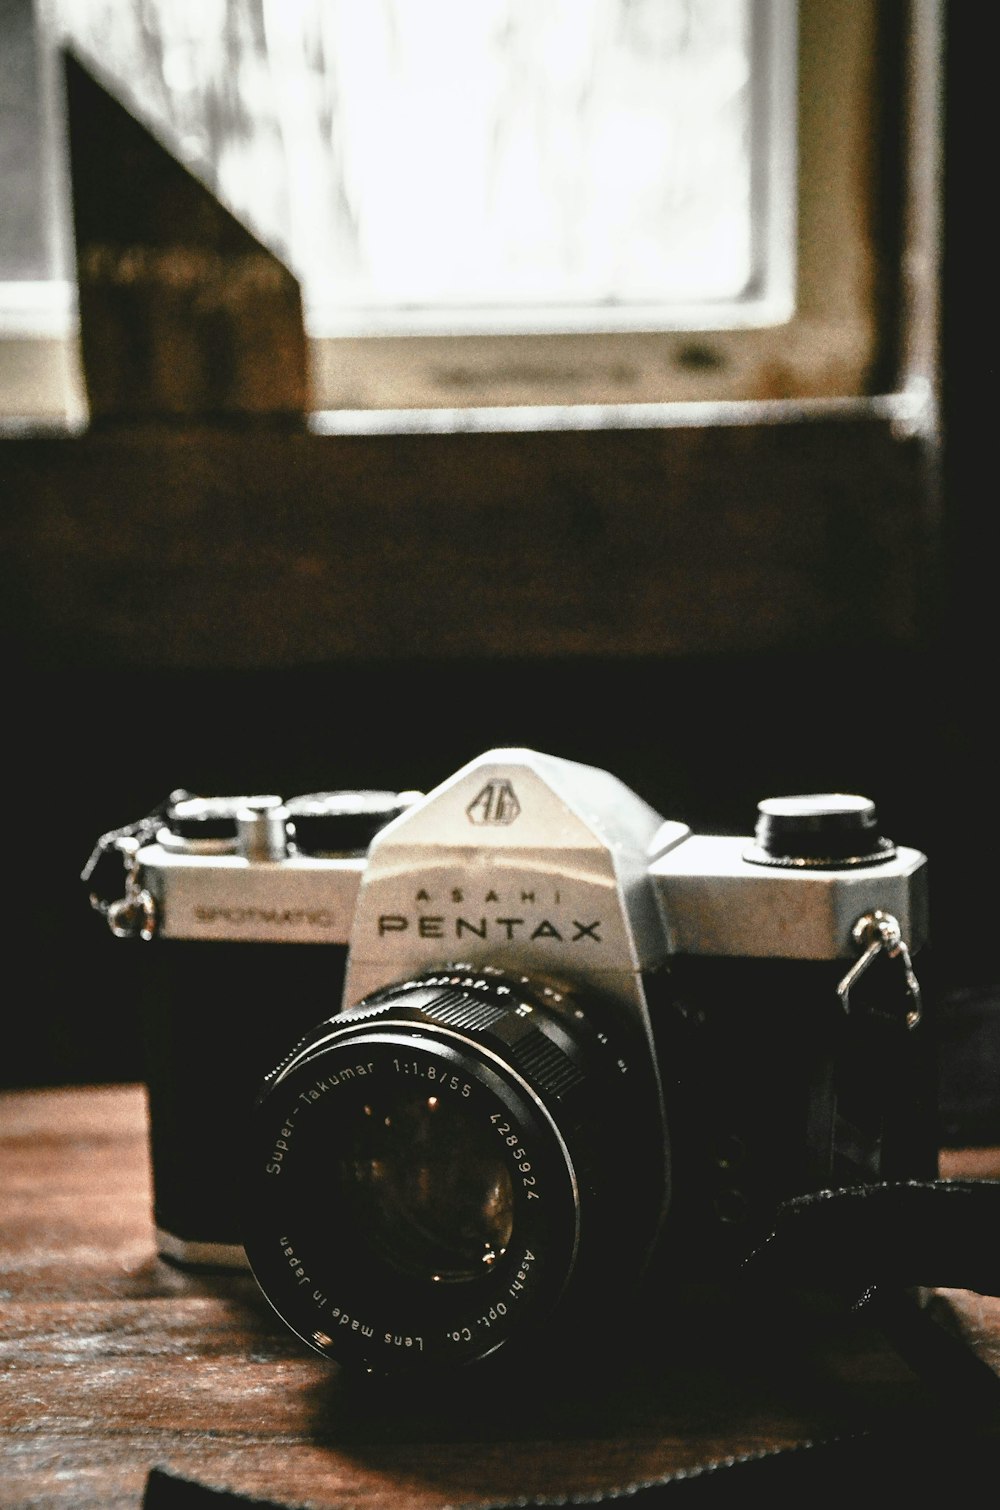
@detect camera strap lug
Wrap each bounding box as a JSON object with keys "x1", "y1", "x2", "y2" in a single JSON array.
[
  {"x1": 80, "y1": 792, "x2": 190, "y2": 940},
  {"x1": 836, "y1": 910, "x2": 922, "y2": 1029},
  {"x1": 105, "y1": 839, "x2": 158, "y2": 941}
]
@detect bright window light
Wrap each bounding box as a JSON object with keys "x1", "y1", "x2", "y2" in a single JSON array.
[{"x1": 16, "y1": 0, "x2": 794, "y2": 338}]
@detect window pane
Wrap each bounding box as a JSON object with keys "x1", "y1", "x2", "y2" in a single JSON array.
[{"x1": 22, "y1": 0, "x2": 792, "y2": 334}]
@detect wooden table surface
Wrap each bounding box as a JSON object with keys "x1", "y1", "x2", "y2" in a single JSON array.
[{"x1": 2, "y1": 1084, "x2": 999, "y2": 1509}]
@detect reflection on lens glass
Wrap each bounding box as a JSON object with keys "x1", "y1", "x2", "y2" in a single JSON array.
[{"x1": 336, "y1": 1085, "x2": 514, "y2": 1284}]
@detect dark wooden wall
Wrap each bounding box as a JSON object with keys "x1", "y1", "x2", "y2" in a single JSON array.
[
  {"x1": 0, "y1": 415, "x2": 954, "y2": 1091},
  {"x1": 1, "y1": 411, "x2": 928, "y2": 670}
]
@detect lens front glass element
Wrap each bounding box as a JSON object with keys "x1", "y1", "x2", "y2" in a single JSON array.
[{"x1": 336, "y1": 1083, "x2": 514, "y2": 1283}]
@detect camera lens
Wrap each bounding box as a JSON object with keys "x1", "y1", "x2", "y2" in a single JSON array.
[{"x1": 244, "y1": 968, "x2": 665, "y2": 1374}]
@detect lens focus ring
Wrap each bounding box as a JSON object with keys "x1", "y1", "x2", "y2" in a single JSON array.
[{"x1": 368, "y1": 972, "x2": 589, "y2": 1107}]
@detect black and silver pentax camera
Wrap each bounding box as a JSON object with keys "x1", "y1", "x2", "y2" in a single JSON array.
[{"x1": 86, "y1": 748, "x2": 936, "y2": 1374}]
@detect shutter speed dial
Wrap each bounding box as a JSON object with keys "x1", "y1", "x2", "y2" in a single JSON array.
[
  {"x1": 744, "y1": 793, "x2": 897, "y2": 869},
  {"x1": 285, "y1": 789, "x2": 422, "y2": 854}
]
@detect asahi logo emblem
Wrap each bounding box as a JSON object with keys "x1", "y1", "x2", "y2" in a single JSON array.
[{"x1": 466, "y1": 779, "x2": 520, "y2": 825}]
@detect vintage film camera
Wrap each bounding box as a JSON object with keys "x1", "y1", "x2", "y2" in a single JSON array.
[{"x1": 86, "y1": 748, "x2": 936, "y2": 1375}]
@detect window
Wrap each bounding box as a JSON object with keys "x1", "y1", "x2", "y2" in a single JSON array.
[
  {"x1": 2, "y1": 1, "x2": 902, "y2": 419},
  {"x1": 0, "y1": 2, "x2": 942, "y2": 762}
]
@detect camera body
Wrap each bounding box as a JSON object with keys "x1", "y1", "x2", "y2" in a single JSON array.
[{"x1": 92, "y1": 748, "x2": 935, "y2": 1373}]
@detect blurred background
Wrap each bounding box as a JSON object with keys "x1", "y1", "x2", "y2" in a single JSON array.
[{"x1": 0, "y1": 1, "x2": 992, "y2": 1140}]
